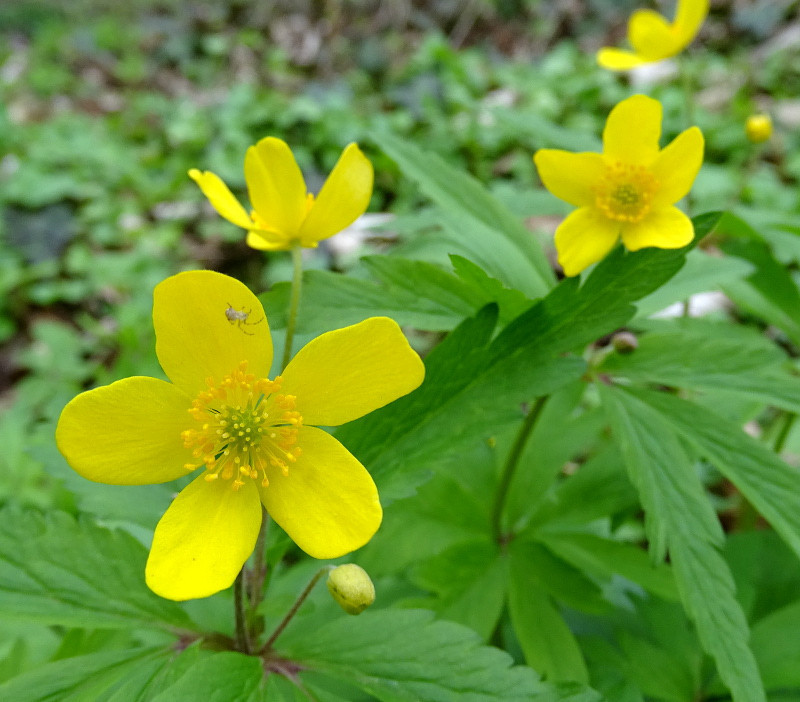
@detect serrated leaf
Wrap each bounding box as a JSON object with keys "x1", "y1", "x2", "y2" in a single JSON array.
[
  {"x1": 337, "y1": 305, "x2": 586, "y2": 499},
  {"x1": 372, "y1": 129, "x2": 555, "y2": 297},
  {"x1": 633, "y1": 248, "x2": 753, "y2": 319},
  {"x1": 339, "y1": 217, "x2": 714, "y2": 499},
  {"x1": 600, "y1": 385, "x2": 765, "y2": 702},
  {"x1": 0, "y1": 508, "x2": 193, "y2": 631},
  {"x1": 281, "y1": 608, "x2": 594, "y2": 701},
  {"x1": 599, "y1": 319, "x2": 800, "y2": 412},
  {"x1": 535, "y1": 533, "x2": 679, "y2": 602},
  {"x1": 628, "y1": 388, "x2": 800, "y2": 563},
  {"x1": 150, "y1": 652, "x2": 263, "y2": 702}
]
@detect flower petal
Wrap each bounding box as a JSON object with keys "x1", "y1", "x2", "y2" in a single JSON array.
[
  {"x1": 246, "y1": 230, "x2": 292, "y2": 251},
  {"x1": 628, "y1": 9, "x2": 678, "y2": 60},
  {"x1": 621, "y1": 206, "x2": 695, "y2": 251},
  {"x1": 603, "y1": 94, "x2": 662, "y2": 165},
  {"x1": 259, "y1": 427, "x2": 381, "y2": 559},
  {"x1": 146, "y1": 475, "x2": 262, "y2": 600},
  {"x1": 674, "y1": 0, "x2": 709, "y2": 48},
  {"x1": 56, "y1": 377, "x2": 192, "y2": 485},
  {"x1": 554, "y1": 207, "x2": 620, "y2": 277},
  {"x1": 533, "y1": 150, "x2": 605, "y2": 207},
  {"x1": 280, "y1": 316, "x2": 424, "y2": 427},
  {"x1": 596, "y1": 48, "x2": 650, "y2": 71},
  {"x1": 154, "y1": 270, "x2": 273, "y2": 396},
  {"x1": 651, "y1": 126, "x2": 704, "y2": 206},
  {"x1": 297, "y1": 144, "x2": 373, "y2": 246},
  {"x1": 244, "y1": 137, "x2": 308, "y2": 238},
  {"x1": 188, "y1": 169, "x2": 255, "y2": 231}
]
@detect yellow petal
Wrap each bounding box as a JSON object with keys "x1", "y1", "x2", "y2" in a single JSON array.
[
  {"x1": 621, "y1": 206, "x2": 695, "y2": 251},
  {"x1": 246, "y1": 230, "x2": 292, "y2": 251},
  {"x1": 259, "y1": 427, "x2": 381, "y2": 559},
  {"x1": 280, "y1": 316, "x2": 424, "y2": 427},
  {"x1": 297, "y1": 143, "x2": 373, "y2": 246},
  {"x1": 533, "y1": 150, "x2": 605, "y2": 207},
  {"x1": 674, "y1": 0, "x2": 709, "y2": 48},
  {"x1": 56, "y1": 377, "x2": 192, "y2": 485},
  {"x1": 651, "y1": 127, "x2": 704, "y2": 206},
  {"x1": 188, "y1": 169, "x2": 255, "y2": 231},
  {"x1": 628, "y1": 9, "x2": 677, "y2": 60},
  {"x1": 596, "y1": 48, "x2": 650, "y2": 71},
  {"x1": 603, "y1": 94, "x2": 662, "y2": 165},
  {"x1": 554, "y1": 207, "x2": 620, "y2": 277},
  {"x1": 154, "y1": 270, "x2": 272, "y2": 396},
  {"x1": 146, "y1": 475, "x2": 262, "y2": 600},
  {"x1": 244, "y1": 137, "x2": 308, "y2": 238}
]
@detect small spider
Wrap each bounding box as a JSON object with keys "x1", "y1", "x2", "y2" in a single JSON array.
[{"x1": 225, "y1": 303, "x2": 264, "y2": 335}]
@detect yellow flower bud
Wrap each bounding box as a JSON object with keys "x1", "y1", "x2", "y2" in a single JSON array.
[
  {"x1": 326, "y1": 564, "x2": 375, "y2": 615},
  {"x1": 745, "y1": 114, "x2": 772, "y2": 144}
]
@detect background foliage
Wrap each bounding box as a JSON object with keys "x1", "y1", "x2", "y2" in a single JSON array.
[{"x1": 2, "y1": 0, "x2": 800, "y2": 699}]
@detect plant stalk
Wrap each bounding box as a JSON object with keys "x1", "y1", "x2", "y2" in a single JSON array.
[
  {"x1": 234, "y1": 571, "x2": 252, "y2": 654},
  {"x1": 490, "y1": 395, "x2": 549, "y2": 544},
  {"x1": 262, "y1": 566, "x2": 334, "y2": 652},
  {"x1": 281, "y1": 246, "x2": 304, "y2": 371}
]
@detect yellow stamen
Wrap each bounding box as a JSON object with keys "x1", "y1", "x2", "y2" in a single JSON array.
[
  {"x1": 181, "y1": 361, "x2": 303, "y2": 491},
  {"x1": 595, "y1": 161, "x2": 659, "y2": 223}
]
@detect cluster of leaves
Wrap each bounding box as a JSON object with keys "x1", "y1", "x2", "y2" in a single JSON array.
[{"x1": 3, "y1": 1, "x2": 800, "y2": 700}]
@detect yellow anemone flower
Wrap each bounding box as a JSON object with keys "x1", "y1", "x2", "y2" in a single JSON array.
[
  {"x1": 56, "y1": 270, "x2": 424, "y2": 601},
  {"x1": 533, "y1": 94, "x2": 704, "y2": 277},
  {"x1": 597, "y1": 0, "x2": 709, "y2": 70},
  {"x1": 189, "y1": 138, "x2": 373, "y2": 251}
]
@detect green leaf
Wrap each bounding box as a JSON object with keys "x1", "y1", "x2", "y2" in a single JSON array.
[
  {"x1": 508, "y1": 544, "x2": 589, "y2": 683},
  {"x1": 340, "y1": 217, "x2": 714, "y2": 499},
  {"x1": 372, "y1": 129, "x2": 555, "y2": 297},
  {"x1": 0, "y1": 507, "x2": 193, "y2": 631},
  {"x1": 535, "y1": 533, "x2": 679, "y2": 602},
  {"x1": 281, "y1": 608, "x2": 596, "y2": 701},
  {"x1": 337, "y1": 305, "x2": 586, "y2": 499},
  {"x1": 0, "y1": 647, "x2": 171, "y2": 702},
  {"x1": 600, "y1": 385, "x2": 766, "y2": 702},
  {"x1": 633, "y1": 248, "x2": 753, "y2": 319},
  {"x1": 629, "y1": 388, "x2": 800, "y2": 563},
  {"x1": 150, "y1": 652, "x2": 264, "y2": 702},
  {"x1": 411, "y1": 540, "x2": 507, "y2": 640},
  {"x1": 599, "y1": 318, "x2": 800, "y2": 413}
]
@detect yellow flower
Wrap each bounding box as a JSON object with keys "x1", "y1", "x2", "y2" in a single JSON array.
[
  {"x1": 597, "y1": 0, "x2": 709, "y2": 70},
  {"x1": 533, "y1": 94, "x2": 704, "y2": 276},
  {"x1": 56, "y1": 270, "x2": 424, "y2": 601},
  {"x1": 189, "y1": 138, "x2": 373, "y2": 251},
  {"x1": 745, "y1": 114, "x2": 772, "y2": 144}
]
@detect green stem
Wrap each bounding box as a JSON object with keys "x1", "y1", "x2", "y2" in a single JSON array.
[
  {"x1": 234, "y1": 571, "x2": 252, "y2": 654},
  {"x1": 490, "y1": 396, "x2": 548, "y2": 544},
  {"x1": 262, "y1": 566, "x2": 334, "y2": 652},
  {"x1": 774, "y1": 412, "x2": 796, "y2": 455},
  {"x1": 248, "y1": 507, "x2": 270, "y2": 610},
  {"x1": 281, "y1": 246, "x2": 304, "y2": 371}
]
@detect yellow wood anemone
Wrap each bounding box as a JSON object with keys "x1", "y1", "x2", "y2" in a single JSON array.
[
  {"x1": 597, "y1": 0, "x2": 709, "y2": 70},
  {"x1": 56, "y1": 270, "x2": 424, "y2": 601},
  {"x1": 189, "y1": 138, "x2": 373, "y2": 251},
  {"x1": 534, "y1": 94, "x2": 704, "y2": 276}
]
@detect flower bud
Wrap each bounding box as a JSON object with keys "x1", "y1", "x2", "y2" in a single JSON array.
[
  {"x1": 326, "y1": 564, "x2": 375, "y2": 615},
  {"x1": 745, "y1": 114, "x2": 772, "y2": 144},
  {"x1": 611, "y1": 331, "x2": 638, "y2": 354}
]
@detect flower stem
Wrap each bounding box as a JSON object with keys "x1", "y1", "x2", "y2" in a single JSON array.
[
  {"x1": 234, "y1": 570, "x2": 252, "y2": 654},
  {"x1": 490, "y1": 396, "x2": 548, "y2": 545},
  {"x1": 248, "y1": 507, "x2": 270, "y2": 609},
  {"x1": 262, "y1": 566, "x2": 334, "y2": 652},
  {"x1": 281, "y1": 246, "x2": 304, "y2": 371}
]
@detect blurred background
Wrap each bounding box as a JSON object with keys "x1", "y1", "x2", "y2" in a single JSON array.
[{"x1": 1, "y1": 0, "x2": 798, "y2": 513}]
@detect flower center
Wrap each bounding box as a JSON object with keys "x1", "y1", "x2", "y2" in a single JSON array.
[
  {"x1": 181, "y1": 361, "x2": 303, "y2": 491},
  {"x1": 595, "y1": 161, "x2": 659, "y2": 223}
]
